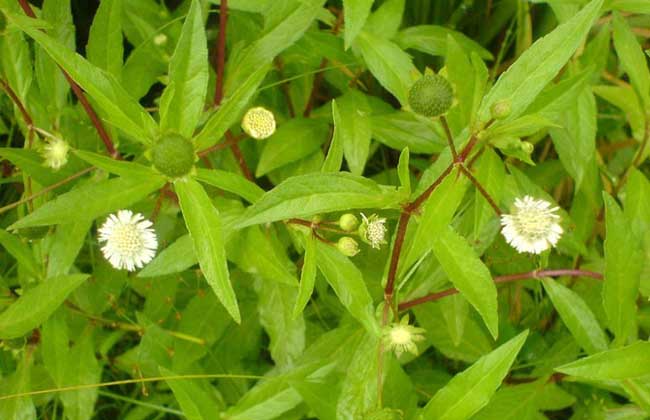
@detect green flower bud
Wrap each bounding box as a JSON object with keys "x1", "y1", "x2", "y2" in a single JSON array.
[
  {"x1": 338, "y1": 213, "x2": 359, "y2": 232},
  {"x1": 521, "y1": 141, "x2": 534, "y2": 155},
  {"x1": 407, "y1": 74, "x2": 453, "y2": 117},
  {"x1": 336, "y1": 237, "x2": 360, "y2": 257},
  {"x1": 151, "y1": 132, "x2": 196, "y2": 178},
  {"x1": 490, "y1": 100, "x2": 511, "y2": 120}
]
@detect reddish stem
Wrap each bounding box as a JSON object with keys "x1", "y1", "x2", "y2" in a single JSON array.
[
  {"x1": 398, "y1": 269, "x2": 603, "y2": 311},
  {"x1": 440, "y1": 116, "x2": 457, "y2": 161},
  {"x1": 458, "y1": 164, "x2": 502, "y2": 215},
  {"x1": 0, "y1": 79, "x2": 33, "y2": 128},
  {"x1": 17, "y1": 0, "x2": 119, "y2": 159},
  {"x1": 213, "y1": 0, "x2": 228, "y2": 106}
]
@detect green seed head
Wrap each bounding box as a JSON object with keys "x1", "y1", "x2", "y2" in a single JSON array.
[
  {"x1": 151, "y1": 132, "x2": 195, "y2": 178},
  {"x1": 407, "y1": 74, "x2": 453, "y2": 117}
]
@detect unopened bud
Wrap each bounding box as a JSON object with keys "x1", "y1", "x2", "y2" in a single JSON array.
[
  {"x1": 338, "y1": 213, "x2": 359, "y2": 232},
  {"x1": 42, "y1": 137, "x2": 70, "y2": 171},
  {"x1": 151, "y1": 132, "x2": 196, "y2": 178},
  {"x1": 490, "y1": 100, "x2": 511, "y2": 120},
  {"x1": 336, "y1": 237, "x2": 360, "y2": 257}
]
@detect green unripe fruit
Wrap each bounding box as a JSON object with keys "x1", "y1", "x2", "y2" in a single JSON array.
[
  {"x1": 491, "y1": 99, "x2": 512, "y2": 120},
  {"x1": 407, "y1": 74, "x2": 453, "y2": 117},
  {"x1": 151, "y1": 133, "x2": 195, "y2": 178}
]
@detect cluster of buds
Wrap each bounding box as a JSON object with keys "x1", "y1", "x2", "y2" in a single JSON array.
[{"x1": 334, "y1": 212, "x2": 388, "y2": 257}]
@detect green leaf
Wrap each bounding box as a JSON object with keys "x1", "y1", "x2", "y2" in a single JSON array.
[
  {"x1": 236, "y1": 172, "x2": 403, "y2": 228},
  {"x1": 625, "y1": 169, "x2": 650, "y2": 297},
  {"x1": 397, "y1": 147, "x2": 411, "y2": 193},
  {"x1": 256, "y1": 118, "x2": 329, "y2": 177},
  {"x1": 87, "y1": 0, "x2": 123, "y2": 77},
  {"x1": 431, "y1": 226, "x2": 499, "y2": 339},
  {"x1": 0, "y1": 147, "x2": 85, "y2": 187},
  {"x1": 160, "y1": 367, "x2": 221, "y2": 420},
  {"x1": 159, "y1": 0, "x2": 208, "y2": 137},
  {"x1": 371, "y1": 111, "x2": 445, "y2": 154},
  {"x1": 73, "y1": 150, "x2": 159, "y2": 178},
  {"x1": 336, "y1": 333, "x2": 379, "y2": 418},
  {"x1": 542, "y1": 278, "x2": 608, "y2": 355},
  {"x1": 137, "y1": 234, "x2": 195, "y2": 278},
  {"x1": 5, "y1": 12, "x2": 158, "y2": 143},
  {"x1": 336, "y1": 91, "x2": 372, "y2": 176},
  {"x1": 549, "y1": 87, "x2": 597, "y2": 189},
  {"x1": 195, "y1": 167, "x2": 264, "y2": 203},
  {"x1": 60, "y1": 333, "x2": 101, "y2": 420},
  {"x1": 395, "y1": 25, "x2": 494, "y2": 60},
  {"x1": 402, "y1": 170, "x2": 469, "y2": 274},
  {"x1": 343, "y1": 0, "x2": 374, "y2": 49},
  {"x1": 478, "y1": 0, "x2": 603, "y2": 121},
  {"x1": 0, "y1": 353, "x2": 35, "y2": 420},
  {"x1": 315, "y1": 241, "x2": 379, "y2": 335},
  {"x1": 194, "y1": 65, "x2": 269, "y2": 150},
  {"x1": 364, "y1": 0, "x2": 405, "y2": 40},
  {"x1": 612, "y1": 12, "x2": 650, "y2": 110},
  {"x1": 224, "y1": 0, "x2": 326, "y2": 93},
  {"x1": 556, "y1": 341, "x2": 650, "y2": 380},
  {"x1": 47, "y1": 220, "x2": 92, "y2": 277},
  {"x1": 0, "y1": 274, "x2": 89, "y2": 339},
  {"x1": 0, "y1": 229, "x2": 40, "y2": 278},
  {"x1": 9, "y1": 175, "x2": 165, "y2": 229},
  {"x1": 175, "y1": 177, "x2": 240, "y2": 323},
  {"x1": 322, "y1": 100, "x2": 345, "y2": 173},
  {"x1": 293, "y1": 233, "x2": 317, "y2": 318},
  {"x1": 610, "y1": 0, "x2": 650, "y2": 13},
  {"x1": 602, "y1": 193, "x2": 643, "y2": 345},
  {"x1": 355, "y1": 30, "x2": 418, "y2": 106},
  {"x1": 419, "y1": 330, "x2": 529, "y2": 419},
  {"x1": 593, "y1": 84, "x2": 646, "y2": 140}
]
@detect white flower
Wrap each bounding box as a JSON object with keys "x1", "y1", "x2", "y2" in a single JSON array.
[
  {"x1": 383, "y1": 316, "x2": 425, "y2": 357},
  {"x1": 500, "y1": 195, "x2": 563, "y2": 254},
  {"x1": 42, "y1": 137, "x2": 69, "y2": 170},
  {"x1": 98, "y1": 210, "x2": 158, "y2": 271},
  {"x1": 359, "y1": 213, "x2": 387, "y2": 249},
  {"x1": 241, "y1": 107, "x2": 276, "y2": 140}
]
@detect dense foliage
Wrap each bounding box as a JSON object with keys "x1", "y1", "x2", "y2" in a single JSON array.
[{"x1": 1, "y1": 0, "x2": 650, "y2": 419}]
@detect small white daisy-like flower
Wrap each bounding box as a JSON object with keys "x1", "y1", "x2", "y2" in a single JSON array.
[
  {"x1": 98, "y1": 210, "x2": 158, "y2": 271},
  {"x1": 241, "y1": 107, "x2": 276, "y2": 140},
  {"x1": 383, "y1": 315, "x2": 426, "y2": 358},
  {"x1": 359, "y1": 213, "x2": 387, "y2": 249},
  {"x1": 42, "y1": 137, "x2": 70, "y2": 170},
  {"x1": 500, "y1": 195, "x2": 563, "y2": 254}
]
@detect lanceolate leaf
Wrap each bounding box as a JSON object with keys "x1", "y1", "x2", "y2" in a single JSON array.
[
  {"x1": 293, "y1": 233, "x2": 317, "y2": 318},
  {"x1": 159, "y1": 0, "x2": 209, "y2": 137},
  {"x1": 612, "y1": 12, "x2": 650, "y2": 110},
  {"x1": 557, "y1": 341, "x2": 650, "y2": 380},
  {"x1": 5, "y1": 12, "x2": 158, "y2": 143},
  {"x1": 160, "y1": 367, "x2": 221, "y2": 420},
  {"x1": 602, "y1": 193, "x2": 643, "y2": 345},
  {"x1": 0, "y1": 274, "x2": 89, "y2": 339},
  {"x1": 419, "y1": 330, "x2": 529, "y2": 419},
  {"x1": 343, "y1": 0, "x2": 374, "y2": 49},
  {"x1": 322, "y1": 100, "x2": 345, "y2": 173},
  {"x1": 175, "y1": 178, "x2": 240, "y2": 323},
  {"x1": 87, "y1": 0, "x2": 123, "y2": 77},
  {"x1": 478, "y1": 0, "x2": 603, "y2": 121},
  {"x1": 195, "y1": 167, "x2": 265, "y2": 204},
  {"x1": 236, "y1": 172, "x2": 403, "y2": 228},
  {"x1": 542, "y1": 278, "x2": 608, "y2": 355},
  {"x1": 10, "y1": 175, "x2": 165, "y2": 229},
  {"x1": 431, "y1": 226, "x2": 499, "y2": 339},
  {"x1": 194, "y1": 65, "x2": 270, "y2": 150},
  {"x1": 315, "y1": 241, "x2": 378, "y2": 335}
]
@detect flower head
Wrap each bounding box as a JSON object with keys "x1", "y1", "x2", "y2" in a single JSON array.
[
  {"x1": 42, "y1": 137, "x2": 70, "y2": 170},
  {"x1": 98, "y1": 210, "x2": 157, "y2": 271},
  {"x1": 383, "y1": 315, "x2": 426, "y2": 358},
  {"x1": 358, "y1": 213, "x2": 387, "y2": 249},
  {"x1": 241, "y1": 107, "x2": 276, "y2": 140},
  {"x1": 500, "y1": 196, "x2": 563, "y2": 254}
]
